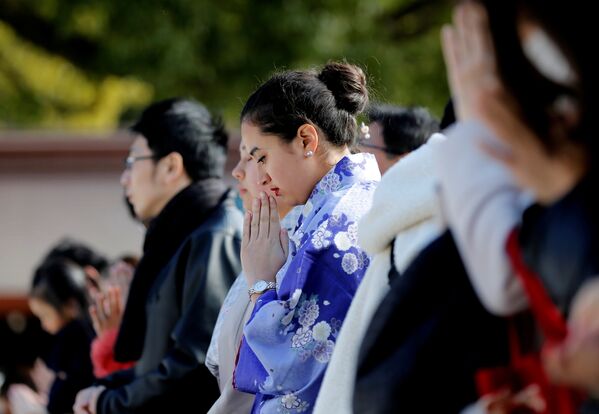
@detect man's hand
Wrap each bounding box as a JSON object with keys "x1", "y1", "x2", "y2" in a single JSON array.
[{"x1": 73, "y1": 385, "x2": 105, "y2": 414}]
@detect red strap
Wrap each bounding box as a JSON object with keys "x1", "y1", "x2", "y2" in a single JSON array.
[
  {"x1": 501, "y1": 229, "x2": 583, "y2": 413},
  {"x1": 506, "y1": 229, "x2": 568, "y2": 342}
]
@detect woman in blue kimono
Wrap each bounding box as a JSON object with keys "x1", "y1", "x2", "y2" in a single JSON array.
[{"x1": 233, "y1": 61, "x2": 380, "y2": 413}]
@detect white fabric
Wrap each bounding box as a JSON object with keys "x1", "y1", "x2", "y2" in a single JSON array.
[
  {"x1": 432, "y1": 121, "x2": 531, "y2": 315},
  {"x1": 313, "y1": 134, "x2": 445, "y2": 414}
]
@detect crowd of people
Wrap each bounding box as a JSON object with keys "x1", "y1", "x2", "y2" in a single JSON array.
[{"x1": 1, "y1": 0, "x2": 599, "y2": 412}]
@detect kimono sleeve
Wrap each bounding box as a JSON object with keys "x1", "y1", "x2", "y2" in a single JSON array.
[{"x1": 234, "y1": 247, "x2": 360, "y2": 413}]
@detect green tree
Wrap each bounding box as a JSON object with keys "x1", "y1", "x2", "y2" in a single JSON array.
[{"x1": 0, "y1": 0, "x2": 450, "y2": 130}]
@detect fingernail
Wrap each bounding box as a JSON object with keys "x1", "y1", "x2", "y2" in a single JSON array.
[{"x1": 260, "y1": 192, "x2": 266, "y2": 199}]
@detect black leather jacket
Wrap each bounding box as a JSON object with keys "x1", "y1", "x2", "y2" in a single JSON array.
[{"x1": 97, "y1": 191, "x2": 242, "y2": 414}]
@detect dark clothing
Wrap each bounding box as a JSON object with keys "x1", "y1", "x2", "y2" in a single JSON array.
[
  {"x1": 519, "y1": 171, "x2": 599, "y2": 413},
  {"x1": 98, "y1": 182, "x2": 243, "y2": 414},
  {"x1": 44, "y1": 319, "x2": 95, "y2": 414},
  {"x1": 115, "y1": 179, "x2": 230, "y2": 362},
  {"x1": 353, "y1": 231, "x2": 510, "y2": 413},
  {"x1": 519, "y1": 170, "x2": 599, "y2": 316}
]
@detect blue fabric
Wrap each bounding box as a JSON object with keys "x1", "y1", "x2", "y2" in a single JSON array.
[{"x1": 234, "y1": 153, "x2": 380, "y2": 413}]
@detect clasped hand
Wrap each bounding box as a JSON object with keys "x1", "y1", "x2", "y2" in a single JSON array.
[{"x1": 241, "y1": 192, "x2": 289, "y2": 289}]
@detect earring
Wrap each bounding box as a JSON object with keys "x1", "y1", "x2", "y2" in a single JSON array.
[
  {"x1": 305, "y1": 150, "x2": 314, "y2": 158},
  {"x1": 360, "y1": 122, "x2": 371, "y2": 140}
]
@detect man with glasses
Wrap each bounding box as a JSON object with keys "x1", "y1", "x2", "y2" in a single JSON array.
[
  {"x1": 74, "y1": 98, "x2": 242, "y2": 414},
  {"x1": 360, "y1": 104, "x2": 439, "y2": 175}
]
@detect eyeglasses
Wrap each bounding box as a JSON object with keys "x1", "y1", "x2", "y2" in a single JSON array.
[
  {"x1": 358, "y1": 141, "x2": 401, "y2": 156},
  {"x1": 124, "y1": 155, "x2": 155, "y2": 170}
]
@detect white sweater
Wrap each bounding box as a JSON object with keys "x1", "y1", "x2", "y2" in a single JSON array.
[
  {"x1": 313, "y1": 134, "x2": 445, "y2": 414},
  {"x1": 431, "y1": 121, "x2": 531, "y2": 316}
]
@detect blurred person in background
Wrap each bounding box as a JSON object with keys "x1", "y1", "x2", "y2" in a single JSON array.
[
  {"x1": 315, "y1": 112, "x2": 445, "y2": 413},
  {"x1": 438, "y1": 0, "x2": 599, "y2": 411},
  {"x1": 42, "y1": 239, "x2": 109, "y2": 298},
  {"x1": 88, "y1": 256, "x2": 138, "y2": 379},
  {"x1": 359, "y1": 104, "x2": 439, "y2": 175},
  {"x1": 74, "y1": 98, "x2": 242, "y2": 414},
  {"x1": 7, "y1": 259, "x2": 95, "y2": 414},
  {"x1": 41, "y1": 240, "x2": 137, "y2": 379}
]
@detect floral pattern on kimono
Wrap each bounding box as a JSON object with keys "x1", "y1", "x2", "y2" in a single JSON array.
[
  {"x1": 234, "y1": 153, "x2": 380, "y2": 413},
  {"x1": 206, "y1": 206, "x2": 304, "y2": 380}
]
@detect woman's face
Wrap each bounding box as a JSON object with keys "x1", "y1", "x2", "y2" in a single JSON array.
[
  {"x1": 29, "y1": 297, "x2": 65, "y2": 335},
  {"x1": 231, "y1": 141, "x2": 265, "y2": 210},
  {"x1": 232, "y1": 140, "x2": 294, "y2": 217},
  {"x1": 240, "y1": 121, "x2": 316, "y2": 207}
]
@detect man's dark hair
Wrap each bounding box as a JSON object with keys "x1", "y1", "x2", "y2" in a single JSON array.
[
  {"x1": 368, "y1": 104, "x2": 440, "y2": 158},
  {"x1": 440, "y1": 99, "x2": 456, "y2": 130},
  {"x1": 131, "y1": 98, "x2": 229, "y2": 181}
]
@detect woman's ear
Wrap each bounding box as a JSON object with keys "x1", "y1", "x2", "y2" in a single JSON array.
[{"x1": 296, "y1": 124, "x2": 319, "y2": 155}]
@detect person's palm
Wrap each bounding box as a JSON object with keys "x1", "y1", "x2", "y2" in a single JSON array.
[
  {"x1": 89, "y1": 286, "x2": 124, "y2": 336},
  {"x1": 241, "y1": 193, "x2": 288, "y2": 288},
  {"x1": 441, "y1": 1, "x2": 585, "y2": 204}
]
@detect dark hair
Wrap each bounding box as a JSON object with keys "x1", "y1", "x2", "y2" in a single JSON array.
[
  {"x1": 43, "y1": 239, "x2": 109, "y2": 274},
  {"x1": 481, "y1": 0, "x2": 598, "y2": 157},
  {"x1": 241, "y1": 62, "x2": 369, "y2": 148},
  {"x1": 440, "y1": 99, "x2": 456, "y2": 130},
  {"x1": 131, "y1": 98, "x2": 229, "y2": 180},
  {"x1": 367, "y1": 104, "x2": 439, "y2": 157},
  {"x1": 30, "y1": 259, "x2": 89, "y2": 317}
]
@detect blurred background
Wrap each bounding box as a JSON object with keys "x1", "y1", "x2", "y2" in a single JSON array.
[
  {"x1": 0, "y1": 0, "x2": 450, "y2": 130},
  {"x1": 0, "y1": 0, "x2": 450, "y2": 375}
]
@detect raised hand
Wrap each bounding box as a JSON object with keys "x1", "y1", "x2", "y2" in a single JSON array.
[
  {"x1": 89, "y1": 286, "x2": 124, "y2": 337},
  {"x1": 73, "y1": 385, "x2": 105, "y2": 414},
  {"x1": 542, "y1": 277, "x2": 599, "y2": 395},
  {"x1": 241, "y1": 192, "x2": 289, "y2": 292},
  {"x1": 441, "y1": 0, "x2": 502, "y2": 123},
  {"x1": 441, "y1": 1, "x2": 586, "y2": 204},
  {"x1": 476, "y1": 384, "x2": 545, "y2": 414},
  {"x1": 107, "y1": 260, "x2": 134, "y2": 302}
]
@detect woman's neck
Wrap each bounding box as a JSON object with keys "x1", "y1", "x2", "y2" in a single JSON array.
[{"x1": 317, "y1": 145, "x2": 350, "y2": 176}]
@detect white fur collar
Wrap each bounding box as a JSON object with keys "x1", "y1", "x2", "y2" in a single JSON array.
[{"x1": 358, "y1": 133, "x2": 445, "y2": 255}]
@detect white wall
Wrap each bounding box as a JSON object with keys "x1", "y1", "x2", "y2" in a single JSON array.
[
  {"x1": 0, "y1": 169, "x2": 144, "y2": 293},
  {"x1": 0, "y1": 132, "x2": 241, "y2": 295}
]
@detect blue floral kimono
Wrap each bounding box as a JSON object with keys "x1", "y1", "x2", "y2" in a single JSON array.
[{"x1": 234, "y1": 153, "x2": 380, "y2": 413}]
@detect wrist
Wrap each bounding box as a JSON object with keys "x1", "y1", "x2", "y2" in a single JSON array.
[{"x1": 248, "y1": 280, "x2": 276, "y2": 297}]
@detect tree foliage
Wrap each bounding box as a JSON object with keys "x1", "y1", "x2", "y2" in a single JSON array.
[{"x1": 0, "y1": 0, "x2": 450, "y2": 130}]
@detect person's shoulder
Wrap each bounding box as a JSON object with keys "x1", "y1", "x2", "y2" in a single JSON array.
[
  {"x1": 190, "y1": 190, "x2": 243, "y2": 239},
  {"x1": 326, "y1": 179, "x2": 377, "y2": 224}
]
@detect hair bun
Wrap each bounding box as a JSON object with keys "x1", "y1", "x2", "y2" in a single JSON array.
[{"x1": 318, "y1": 62, "x2": 368, "y2": 115}]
